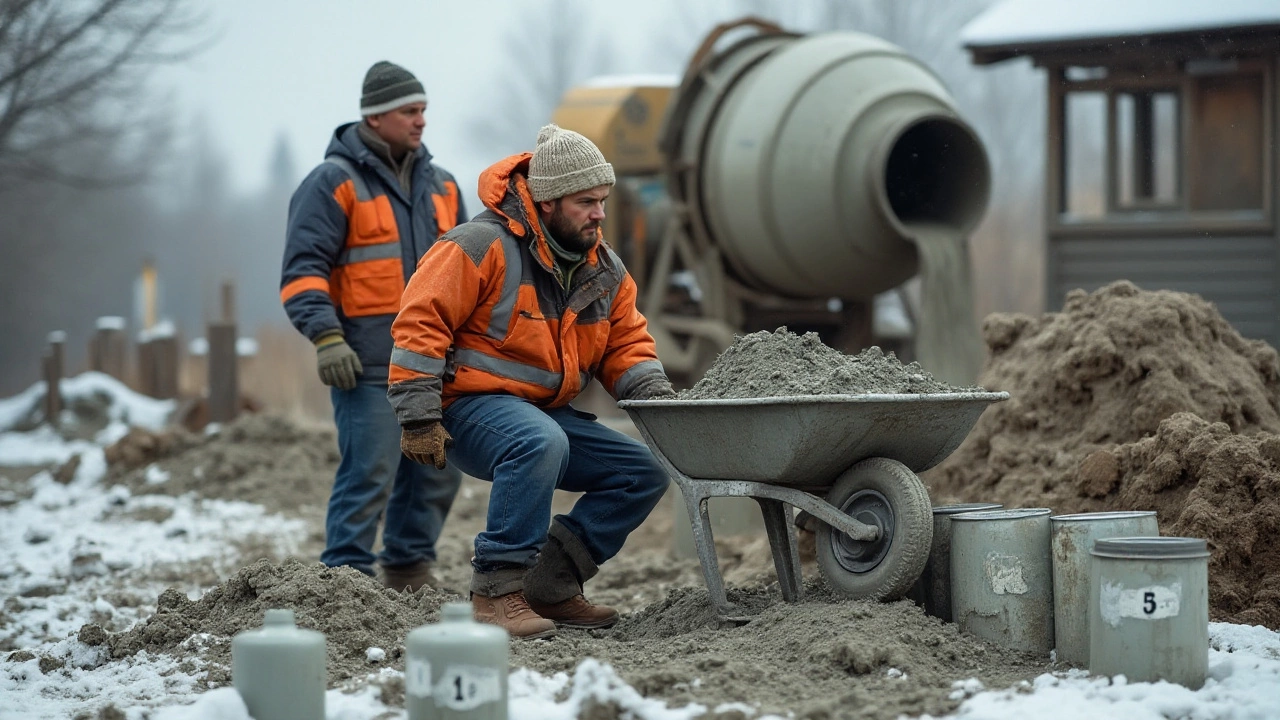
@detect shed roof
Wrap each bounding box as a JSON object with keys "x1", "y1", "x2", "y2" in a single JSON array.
[{"x1": 962, "y1": 0, "x2": 1280, "y2": 65}]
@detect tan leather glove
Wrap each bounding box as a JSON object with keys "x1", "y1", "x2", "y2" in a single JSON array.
[
  {"x1": 315, "y1": 332, "x2": 363, "y2": 390},
  {"x1": 401, "y1": 422, "x2": 452, "y2": 469}
]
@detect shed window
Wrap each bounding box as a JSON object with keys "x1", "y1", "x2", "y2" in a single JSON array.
[
  {"x1": 1055, "y1": 66, "x2": 1269, "y2": 224},
  {"x1": 1063, "y1": 92, "x2": 1106, "y2": 219},
  {"x1": 1114, "y1": 91, "x2": 1179, "y2": 209}
]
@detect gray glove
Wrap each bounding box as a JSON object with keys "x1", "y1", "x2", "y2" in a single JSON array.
[
  {"x1": 625, "y1": 374, "x2": 677, "y2": 400},
  {"x1": 315, "y1": 333, "x2": 363, "y2": 390}
]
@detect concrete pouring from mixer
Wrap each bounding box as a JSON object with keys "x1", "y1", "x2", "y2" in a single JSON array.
[{"x1": 547, "y1": 19, "x2": 994, "y2": 387}]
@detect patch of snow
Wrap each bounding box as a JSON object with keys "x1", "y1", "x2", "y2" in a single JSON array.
[
  {"x1": 962, "y1": 0, "x2": 1280, "y2": 48},
  {"x1": 145, "y1": 464, "x2": 172, "y2": 486},
  {"x1": 139, "y1": 319, "x2": 178, "y2": 342},
  {"x1": 0, "y1": 426, "x2": 98, "y2": 466},
  {"x1": 95, "y1": 316, "x2": 127, "y2": 331}
]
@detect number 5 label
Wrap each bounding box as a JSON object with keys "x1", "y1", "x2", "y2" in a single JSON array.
[
  {"x1": 1099, "y1": 582, "x2": 1182, "y2": 626},
  {"x1": 432, "y1": 665, "x2": 503, "y2": 710}
]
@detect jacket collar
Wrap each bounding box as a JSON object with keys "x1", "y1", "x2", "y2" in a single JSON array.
[{"x1": 327, "y1": 122, "x2": 432, "y2": 205}]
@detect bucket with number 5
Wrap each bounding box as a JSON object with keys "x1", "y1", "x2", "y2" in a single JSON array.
[
  {"x1": 1089, "y1": 536, "x2": 1209, "y2": 689},
  {"x1": 406, "y1": 602, "x2": 509, "y2": 720}
]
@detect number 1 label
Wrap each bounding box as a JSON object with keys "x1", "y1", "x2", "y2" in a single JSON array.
[{"x1": 432, "y1": 665, "x2": 502, "y2": 710}]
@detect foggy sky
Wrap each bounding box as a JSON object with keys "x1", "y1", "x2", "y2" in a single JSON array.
[{"x1": 160, "y1": 0, "x2": 699, "y2": 205}]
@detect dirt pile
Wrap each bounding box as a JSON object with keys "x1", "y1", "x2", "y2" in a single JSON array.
[
  {"x1": 1082, "y1": 413, "x2": 1280, "y2": 627},
  {"x1": 104, "y1": 561, "x2": 1046, "y2": 720},
  {"x1": 927, "y1": 281, "x2": 1280, "y2": 627},
  {"x1": 105, "y1": 414, "x2": 338, "y2": 514},
  {"x1": 680, "y1": 328, "x2": 977, "y2": 399},
  {"x1": 105, "y1": 558, "x2": 456, "y2": 686}
]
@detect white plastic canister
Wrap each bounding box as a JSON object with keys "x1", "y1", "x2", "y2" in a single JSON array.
[
  {"x1": 908, "y1": 502, "x2": 1003, "y2": 621},
  {"x1": 950, "y1": 508, "x2": 1054, "y2": 653},
  {"x1": 1050, "y1": 511, "x2": 1159, "y2": 667},
  {"x1": 406, "y1": 602, "x2": 509, "y2": 720},
  {"x1": 231, "y1": 609, "x2": 326, "y2": 720},
  {"x1": 1089, "y1": 536, "x2": 1210, "y2": 689}
]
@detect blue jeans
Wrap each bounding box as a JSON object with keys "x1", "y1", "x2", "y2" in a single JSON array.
[
  {"x1": 322, "y1": 378, "x2": 462, "y2": 575},
  {"x1": 442, "y1": 394, "x2": 669, "y2": 570}
]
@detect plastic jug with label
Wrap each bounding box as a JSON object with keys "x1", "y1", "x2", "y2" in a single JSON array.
[{"x1": 406, "y1": 602, "x2": 509, "y2": 720}]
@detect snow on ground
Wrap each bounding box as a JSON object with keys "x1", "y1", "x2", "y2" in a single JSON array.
[{"x1": 2, "y1": 377, "x2": 1279, "y2": 719}]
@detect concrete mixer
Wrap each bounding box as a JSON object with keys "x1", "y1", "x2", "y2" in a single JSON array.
[{"x1": 552, "y1": 18, "x2": 992, "y2": 385}]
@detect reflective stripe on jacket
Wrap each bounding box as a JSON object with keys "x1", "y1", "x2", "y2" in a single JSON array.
[
  {"x1": 279, "y1": 122, "x2": 466, "y2": 377},
  {"x1": 387, "y1": 152, "x2": 665, "y2": 425}
]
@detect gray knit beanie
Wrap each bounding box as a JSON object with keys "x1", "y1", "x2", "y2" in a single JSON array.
[
  {"x1": 528, "y1": 124, "x2": 616, "y2": 202},
  {"x1": 360, "y1": 61, "x2": 427, "y2": 116}
]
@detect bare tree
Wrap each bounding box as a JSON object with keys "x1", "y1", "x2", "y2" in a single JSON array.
[
  {"x1": 464, "y1": 0, "x2": 617, "y2": 160},
  {"x1": 0, "y1": 0, "x2": 206, "y2": 188}
]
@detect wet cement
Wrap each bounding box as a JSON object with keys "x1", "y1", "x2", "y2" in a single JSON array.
[
  {"x1": 909, "y1": 224, "x2": 984, "y2": 387},
  {"x1": 680, "y1": 328, "x2": 978, "y2": 400}
]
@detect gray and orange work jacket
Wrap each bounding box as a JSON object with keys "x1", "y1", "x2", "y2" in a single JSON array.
[
  {"x1": 280, "y1": 123, "x2": 466, "y2": 379},
  {"x1": 386, "y1": 152, "x2": 666, "y2": 425}
]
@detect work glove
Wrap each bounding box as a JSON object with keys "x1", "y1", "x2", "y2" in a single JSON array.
[
  {"x1": 315, "y1": 333, "x2": 363, "y2": 390},
  {"x1": 625, "y1": 374, "x2": 678, "y2": 401},
  {"x1": 401, "y1": 422, "x2": 452, "y2": 469}
]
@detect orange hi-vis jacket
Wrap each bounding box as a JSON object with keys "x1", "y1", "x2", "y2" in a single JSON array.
[
  {"x1": 386, "y1": 152, "x2": 667, "y2": 425},
  {"x1": 280, "y1": 123, "x2": 466, "y2": 379}
]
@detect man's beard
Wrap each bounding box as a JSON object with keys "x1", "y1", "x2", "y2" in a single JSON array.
[{"x1": 546, "y1": 204, "x2": 598, "y2": 253}]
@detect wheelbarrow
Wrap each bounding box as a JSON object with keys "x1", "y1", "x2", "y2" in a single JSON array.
[{"x1": 617, "y1": 392, "x2": 1009, "y2": 621}]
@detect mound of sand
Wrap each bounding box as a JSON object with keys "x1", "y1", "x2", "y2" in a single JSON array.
[
  {"x1": 105, "y1": 558, "x2": 455, "y2": 686},
  {"x1": 927, "y1": 281, "x2": 1280, "y2": 627},
  {"x1": 104, "y1": 414, "x2": 338, "y2": 514}
]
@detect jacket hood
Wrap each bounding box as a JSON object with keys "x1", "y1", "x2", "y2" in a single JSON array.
[{"x1": 477, "y1": 152, "x2": 602, "y2": 271}]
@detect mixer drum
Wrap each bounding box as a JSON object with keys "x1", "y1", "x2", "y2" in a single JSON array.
[{"x1": 669, "y1": 31, "x2": 992, "y2": 300}]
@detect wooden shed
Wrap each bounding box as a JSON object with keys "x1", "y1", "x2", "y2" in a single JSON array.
[{"x1": 962, "y1": 1, "x2": 1280, "y2": 343}]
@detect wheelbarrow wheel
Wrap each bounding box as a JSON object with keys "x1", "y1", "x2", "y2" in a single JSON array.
[{"x1": 815, "y1": 457, "x2": 933, "y2": 601}]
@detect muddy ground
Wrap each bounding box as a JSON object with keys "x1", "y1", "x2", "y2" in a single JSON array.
[
  {"x1": 93, "y1": 411, "x2": 1048, "y2": 720},
  {"x1": 46, "y1": 281, "x2": 1280, "y2": 718}
]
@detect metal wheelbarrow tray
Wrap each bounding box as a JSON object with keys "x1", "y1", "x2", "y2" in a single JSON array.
[{"x1": 618, "y1": 392, "x2": 1009, "y2": 620}]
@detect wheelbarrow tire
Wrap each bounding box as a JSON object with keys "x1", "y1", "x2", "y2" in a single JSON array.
[{"x1": 815, "y1": 457, "x2": 933, "y2": 601}]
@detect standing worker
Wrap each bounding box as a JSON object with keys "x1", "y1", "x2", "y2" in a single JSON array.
[
  {"x1": 280, "y1": 61, "x2": 466, "y2": 592},
  {"x1": 387, "y1": 124, "x2": 676, "y2": 639}
]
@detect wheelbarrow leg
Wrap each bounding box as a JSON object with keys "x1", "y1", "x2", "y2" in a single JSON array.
[
  {"x1": 756, "y1": 498, "x2": 804, "y2": 603},
  {"x1": 683, "y1": 488, "x2": 742, "y2": 621}
]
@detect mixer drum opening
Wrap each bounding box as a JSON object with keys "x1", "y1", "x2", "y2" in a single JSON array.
[{"x1": 883, "y1": 117, "x2": 991, "y2": 234}]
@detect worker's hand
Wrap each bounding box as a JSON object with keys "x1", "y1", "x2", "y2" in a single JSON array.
[
  {"x1": 625, "y1": 374, "x2": 678, "y2": 401},
  {"x1": 401, "y1": 422, "x2": 452, "y2": 469},
  {"x1": 315, "y1": 333, "x2": 363, "y2": 390}
]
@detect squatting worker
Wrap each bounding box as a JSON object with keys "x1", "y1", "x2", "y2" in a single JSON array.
[
  {"x1": 387, "y1": 124, "x2": 676, "y2": 639},
  {"x1": 279, "y1": 61, "x2": 466, "y2": 592}
]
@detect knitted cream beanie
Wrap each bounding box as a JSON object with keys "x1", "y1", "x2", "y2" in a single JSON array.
[{"x1": 528, "y1": 124, "x2": 616, "y2": 202}]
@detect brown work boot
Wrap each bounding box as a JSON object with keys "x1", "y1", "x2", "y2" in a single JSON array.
[
  {"x1": 379, "y1": 560, "x2": 437, "y2": 593},
  {"x1": 528, "y1": 594, "x2": 619, "y2": 629},
  {"x1": 471, "y1": 591, "x2": 557, "y2": 640}
]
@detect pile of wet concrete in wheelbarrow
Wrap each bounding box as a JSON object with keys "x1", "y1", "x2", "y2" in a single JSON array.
[{"x1": 88, "y1": 281, "x2": 1280, "y2": 719}]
